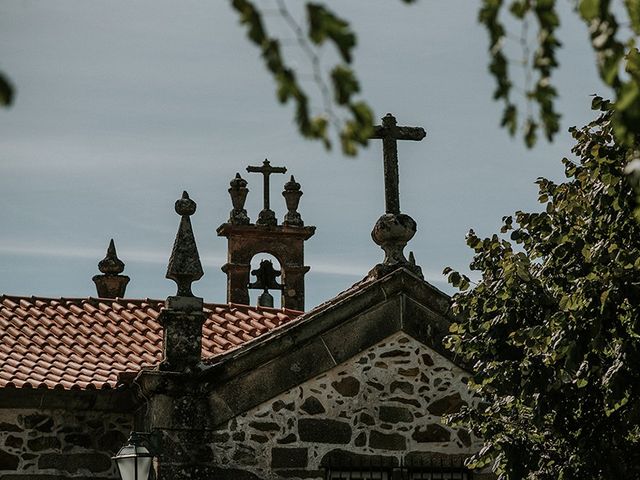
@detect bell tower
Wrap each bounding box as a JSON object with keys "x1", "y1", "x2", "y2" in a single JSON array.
[{"x1": 217, "y1": 160, "x2": 315, "y2": 311}]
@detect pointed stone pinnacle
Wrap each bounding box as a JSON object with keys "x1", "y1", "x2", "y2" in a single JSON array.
[
  {"x1": 166, "y1": 191, "x2": 204, "y2": 297},
  {"x1": 98, "y1": 239, "x2": 125, "y2": 275},
  {"x1": 93, "y1": 239, "x2": 129, "y2": 298}
]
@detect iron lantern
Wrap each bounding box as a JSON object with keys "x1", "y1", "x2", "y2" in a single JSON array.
[{"x1": 113, "y1": 432, "x2": 155, "y2": 480}]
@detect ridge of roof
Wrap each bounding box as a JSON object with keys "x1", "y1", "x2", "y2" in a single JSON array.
[
  {"x1": 0, "y1": 294, "x2": 302, "y2": 315},
  {"x1": 200, "y1": 268, "x2": 452, "y2": 376}
]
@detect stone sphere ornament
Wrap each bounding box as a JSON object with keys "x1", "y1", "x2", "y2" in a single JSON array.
[
  {"x1": 371, "y1": 212, "x2": 417, "y2": 264},
  {"x1": 175, "y1": 191, "x2": 197, "y2": 216}
]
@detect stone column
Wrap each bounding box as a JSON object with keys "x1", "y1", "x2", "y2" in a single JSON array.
[
  {"x1": 134, "y1": 190, "x2": 214, "y2": 480},
  {"x1": 282, "y1": 265, "x2": 310, "y2": 312},
  {"x1": 221, "y1": 262, "x2": 251, "y2": 305}
]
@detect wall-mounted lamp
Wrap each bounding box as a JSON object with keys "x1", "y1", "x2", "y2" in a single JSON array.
[{"x1": 113, "y1": 432, "x2": 159, "y2": 480}]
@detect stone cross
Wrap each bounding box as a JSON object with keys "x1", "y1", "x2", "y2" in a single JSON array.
[
  {"x1": 370, "y1": 113, "x2": 426, "y2": 215},
  {"x1": 247, "y1": 159, "x2": 287, "y2": 225}
]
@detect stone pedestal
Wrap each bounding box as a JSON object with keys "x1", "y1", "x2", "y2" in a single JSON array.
[{"x1": 158, "y1": 296, "x2": 205, "y2": 372}]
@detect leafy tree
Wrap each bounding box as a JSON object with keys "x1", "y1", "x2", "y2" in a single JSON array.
[{"x1": 444, "y1": 100, "x2": 640, "y2": 479}]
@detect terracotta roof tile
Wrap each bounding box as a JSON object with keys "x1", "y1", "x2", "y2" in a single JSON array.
[{"x1": 0, "y1": 295, "x2": 301, "y2": 391}]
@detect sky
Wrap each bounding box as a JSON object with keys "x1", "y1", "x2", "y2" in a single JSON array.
[{"x1": 0, "y1": 1, "x2": 603, "y2": 308}]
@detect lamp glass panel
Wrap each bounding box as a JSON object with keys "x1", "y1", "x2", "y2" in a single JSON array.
[
  {"x1": 115, "y1": 445, "x2": 151, "y2": 480},
  {"x1": 137, "y1": 455, "x2": 152, "y2": 480}
]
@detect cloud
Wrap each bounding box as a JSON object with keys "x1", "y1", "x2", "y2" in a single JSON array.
[
  {"x1": 0, "y1": 242, "x2": 447, "y2": 284},
  {"x1": 0, "y1": 242, "x2": 219, "y2": 265}
]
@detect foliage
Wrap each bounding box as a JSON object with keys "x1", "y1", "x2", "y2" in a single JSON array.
[
  {"x1": 479, "y1": 0, "x2": 640, "y2": 150},
  {"x1": 444, "y1": 100, "x2": 640, "y2": 479}
]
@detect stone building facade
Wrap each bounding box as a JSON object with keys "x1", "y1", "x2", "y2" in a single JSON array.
[
  {"x1": 211, "y1": 333, "x2": 479, "y2": 478},
  {"x1": 2, "y1": 117, "x2": 491, "y2": 480},
  {"x1": 0, "y1": 409, "x2": 131, "y2": 480}
]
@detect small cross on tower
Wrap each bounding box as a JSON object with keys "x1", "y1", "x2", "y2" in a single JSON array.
[
  {"x1": 367, "y1": 113, "x2": 426, "y2": 280},
  {"x1": 247, "y1": 159, "x2": 287, "y2": 226},
  {"x1": 371, "y1": 113, "x2": 426, "y2": 215}
]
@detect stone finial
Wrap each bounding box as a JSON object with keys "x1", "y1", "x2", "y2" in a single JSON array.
[
  {"x1": 92, "y1": 239, "x2": 130, "y2": 298},
  {"x1": 368, "y1": 213, "x2": 423, "y2": 279},
  {"x1": 98, "y1": 239, "x2": 124, "y2": 274},
  {"x1": 282, "y1": 175, "x2": 304, "y2": 227},
  {"x1": 166, "y1": 191, "x2": 204, "y2": 297},
  {"x1": 372, "y1": 213, "x2": 416, "y2": 263},
  {"x1": 228, "y1": 173, "x2": 250, "y2": 225}
]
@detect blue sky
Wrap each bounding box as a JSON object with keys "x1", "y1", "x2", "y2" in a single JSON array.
[{"x1": 0, "y1": 1, "x2": 603, "y2": 308}]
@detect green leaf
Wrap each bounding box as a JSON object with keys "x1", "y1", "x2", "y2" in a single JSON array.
[
  {"x1": 510, "y1": 0, "x2": 529, "y2": 19},
  {"x1": 578, "y1": 0, "x2": 600, "y2": 21},
  {"x1": 0, "y1": 72, "x2": 13, "y2": 106},
  {"x1": 307, "y1": 3, "x2": 356, "y2": 62},
  {"x1": 500, "y1": 104, "x2": 518, "y2": 136},
  {"x1": 524, "y1": 118, "x2": 538, "y2": 148},
  {"x1": 625, "y1": 0, "x2": 640, "y2": 34},
  {"x1": 330, "y1": 65, "x2": 360, "y2": 105}
]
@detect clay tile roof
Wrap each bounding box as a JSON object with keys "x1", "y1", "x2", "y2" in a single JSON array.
[{"x1": 0, "y1": 295, "x2": 301, "y2": 391}]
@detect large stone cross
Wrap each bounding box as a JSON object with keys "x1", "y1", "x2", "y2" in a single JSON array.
[
  {"x1": 247, "y1": 159, "x2": 287, "y2": 225},
  {"x1": 370, "y1": 113, "x2": 426, "y2": 215}
]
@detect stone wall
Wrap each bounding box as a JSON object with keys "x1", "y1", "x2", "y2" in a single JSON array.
[
  {"x1": 211, "y1": 332, "x2": 480, "y2": 480},
  {"x1": 0, "y1": 408, "x2": 132, "y2": 480}
]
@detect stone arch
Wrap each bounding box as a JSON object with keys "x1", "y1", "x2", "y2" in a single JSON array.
[{"x1": 248, "y1": 252, "x2": 283, "y2": 308}]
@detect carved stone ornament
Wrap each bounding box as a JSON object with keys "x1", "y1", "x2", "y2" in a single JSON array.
[
  {"x1": 282, "y1": 175, "x2": 304, "y2": 227},
  {"x1": 92, "y1": 239, "x2": 130, "y2": 298},
  {"x1": 228, "y1": 173, "x2": 250, "y2": 225},
  {"x1": 372, "y1": 213, "x2": 416, "y2": 264},
  {"x1": 166, "y1": 191, "x2": 204, "y2": 297},
  {"x1": 98, "y1": 238, "x2": 125, "y2": 274}
]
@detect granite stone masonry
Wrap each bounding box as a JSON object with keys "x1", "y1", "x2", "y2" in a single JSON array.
[
  {"x1": 0, "y1": 409, "x2": 131, "y2": 479},
  {"x1": 211, "y1": 332, "x2": 480, "y2": 479}
]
